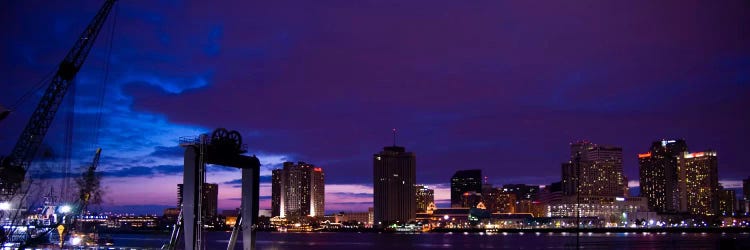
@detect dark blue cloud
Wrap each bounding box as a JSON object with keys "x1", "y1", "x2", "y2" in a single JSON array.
[
  {"x1": 149, "y1": 146, "x2": 184, "y2": 158},
  {"x1": 223, "y1": 176, "x2": 272, "y2": 185},
  {"x1": 100, "y1": 165, "x2": 182, "y2": 178}
]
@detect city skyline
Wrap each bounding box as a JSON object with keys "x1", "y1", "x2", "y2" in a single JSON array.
[{"x1": 1, "y1": 0, "x2": 748, "y2": 215}]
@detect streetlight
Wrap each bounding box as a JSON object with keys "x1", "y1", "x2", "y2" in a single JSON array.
[
  {"x1": 0, "y1": 201, "x2": 11, "y2": 211},
  {"x1": 59, "y1": 205, "x2": 72, "y2": 214}
]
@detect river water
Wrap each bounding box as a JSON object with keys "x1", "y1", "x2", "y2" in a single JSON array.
[{"x1": 107, "y1": 231, "x2": 750, "y2": 249}]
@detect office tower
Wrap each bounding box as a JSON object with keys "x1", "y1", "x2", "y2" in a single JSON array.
[
  {"x1": 373, "y1": 145, "x2": 416, "y2": 225},
  {"x1": 482, "y1": 187, "x2": 516, "y2": 213},
  {"x1": 271, "y1": 169, "x2": 283, "y2": 217},
  {"x1": 638, "y1": 139, "x2": 687, "y2": 213},
  {"x1": 415, "y1": 185, "x2": 434, "y2": 213},
  {"x1": 569, "y1": 141, "x2": 626, "y2": 197},
  {"x1": 450, "y1": 169, "x2": 482, "y2": 208},
  {"x1": 678, "y1": 151, "x2": 719, "y2": 215},
  {"x1": 561, "y1": 162, "x2": 577, "y2": 195},
  {"x1": 177, "y1": 183, "x2": 218, "y2": 222},
  {"x1": 744, "y1": 177, "x2": 750, "y2": 213},
  {"x1": 717, "y1": 188, "x2": 736, "y2": 216},
  {"x1": 502, "y1": 184, "x2": 539, "y2": 201},
  {"x1": 271, "y1": 162, "x2": 325, "y2": 218}
]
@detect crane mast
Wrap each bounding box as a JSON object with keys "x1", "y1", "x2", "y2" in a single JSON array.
[
  {"x1": 77, "y1": 148, "x2": 102, "y2": 215},
  {"x1": 0, "y1": 0, "x2": 118, "y2": 195}
]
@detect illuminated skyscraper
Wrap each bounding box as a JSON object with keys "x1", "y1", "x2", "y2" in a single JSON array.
[
  {"x1": 717, "y1": 187, "x2": 736, "y2": 216},
  {"x1": 373, "y1": 145, "x2": 416, "y2": 225},
  {"x1": 450, "y1": 169, "x2": 482, "y2": 208},
  {"x1": 569, "y1": 141, "x2": 626, "y2": 197},
  {"x1": 271, "y1": 169, "x2": 282, "y2": 217},
  {"x1": 677, "y1": 151, "x2": 718, "y2": 215},
  {"x1": 415, "y1": 185, "x2": 434, "y2": 213},
  {"x1": 638, "y1": 139, "x2": 687, "y2": 213},
  {"x1": 271, "y1": 162, "x2": 325, "y2": 218},
  {"x1": 482, "y1": 187, "x2": 516, "y2": 213}
]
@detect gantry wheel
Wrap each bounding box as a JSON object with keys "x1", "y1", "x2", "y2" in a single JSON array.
[
  {"x1": 211, "y1": 128, "x2": 229, "y2": 143},
  {"x1": 228, "y1": 130, "x2": 242, "y2": 151}
]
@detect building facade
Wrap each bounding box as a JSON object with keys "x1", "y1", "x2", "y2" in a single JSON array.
[
  {"x1": 638, "y1": 139, "x2": 687, "y2": 213},
  {"x1": 373, "y1": 146, "x2": 416, "y2": 225},
  {"x1": 271, "y1": 162, "x2": 325, "y2": 218},
  {"x1": 717, "y1": 188, "x2": 736, "y2": 216},
  {"x1": 482, "y1": 188, "x2": 516, "y2": 213},
  {"x1": 744, "y1": 177, "x2": 750, "y2": 214},
  {"x1": 547, "y1": 196, "x2": 651, "y2": 226},
  {"x1": 415, "y1": 185, "x2": 434, "y2": 213},
  {"x1": 569, "y1": 141, "x2": 626, "y2": 197},
  {"x1": 450, "y1": 169, "x2": 482, "y2": 208},
  {"x1": 502, "y1": 184, "x2": 539, "y2": 201},
  {"x1": 271, "y1": 169, "x2": 283, "y2": 217},
  {"x1": 677, "y1": 151, "x2": 719, "y2": 216}
]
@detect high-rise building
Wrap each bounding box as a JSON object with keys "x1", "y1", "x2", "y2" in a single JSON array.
[
  {"x1": 569, "y1": 141, "x2": 626, "y2": 197},
  {"x1": 677, "y1": 151, "x2": 719, "y2": 215},
  {"x1": 717, "y1": 187, "x2": 736, "y2": 216},
  {"x1": 271, "y1": 162, "x2": 325, "y2": 218},
  {"x1": 561, "y1": 162, "x2": 577, "y2": 196},
  {"x1": 177, "y1": 183, "x2": 218, "y2": 222},
  {"x1": 450, "y1": 169, "x2": 482, "y2": 208},
  {"x1": 415, "y1": 185, "x2": 434, "y2": 213},
  {"x1": 373, "y1": 145, "x2": 416, "y2": 225},
  {"x1": 271, "y1": 169, "x2": 283, "y2": 217},
  {"x1": 482, "y1": 187, "x2": 516, "y2": 213},
  {"x1": 744, "y1": 177, "x2": 750, "y2": 213},
  {"x1": 638, "y1": 139, "x2": 687, "y2": 213}
]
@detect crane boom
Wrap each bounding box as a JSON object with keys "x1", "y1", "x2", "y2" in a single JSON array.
[
  {"x1": 0, "y1": 0, "x2": 118, "y2": 195},
  {"x1": 77, "y1": 148, "x2": 102, "y2": 214}
]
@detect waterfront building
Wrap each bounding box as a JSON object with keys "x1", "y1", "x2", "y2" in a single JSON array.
[
  {"x1": 744, "y1": 177, "x2": 750, "y2": 214},
  {"x1": 415, "y1": 184, "x2": 434, "y2": 213},
  {"x1": 677, "y1": 151, "x2": 719, "y2": 216},
  {"x1": 515, "y1": 200, "x2": 545, "y2": 217},
  {"x1": 717, "y1": 188, "x2": 736, "y2": 216},
  {"x1": 568, "y1": 141, "x2": 627, "y2": 197},
  {"x1": 271, "y1": 169, "x2": 282, "y2": 217},
  {"x1": 450, "y1": 170, "x2": 482, "y2": 208},
  {"x1": 271, "y1": 162, "x2": 325, "y2": 218},
  {"x1": 333, "y1": 211, "x2": 371, "y2": 226},
  {"x1": 638, "y1": 139, "x2": 687, "y2": 213},
  {"x1": 547, "y1": 196, "x2": 654, "y2": 226},
  {"x1": 373, "y1": 145, "x2": 416, "y2": 225},
  {"x1": 482, "y1": 187, "x2": 516, "y2": 213}
]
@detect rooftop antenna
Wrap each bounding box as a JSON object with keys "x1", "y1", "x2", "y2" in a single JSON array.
[{"x1": 392, "y1": 128, "x2": 397, "y2": 146}]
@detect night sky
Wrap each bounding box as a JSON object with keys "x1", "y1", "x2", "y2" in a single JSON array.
[{"x1": 2, "y1": 0, "x2": 749, "y2": 214}]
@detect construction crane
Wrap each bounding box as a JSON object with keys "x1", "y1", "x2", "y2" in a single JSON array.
[
  {"x1": 0, "y1": 0, "x2": 118, "y2": 196},
  {"x1": 76, "y1": 148, "x2": 102, "y2": 215}
]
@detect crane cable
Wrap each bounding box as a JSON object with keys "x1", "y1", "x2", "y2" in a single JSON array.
[
  {"x1": 94, "y1": 2, "x2": 118, "y2": 148},
  {"x1": 7, "y1": 69, "x2": 55, "y2": 112}
]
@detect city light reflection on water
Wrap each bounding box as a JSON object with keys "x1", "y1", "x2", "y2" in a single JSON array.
[{"x1": 100, "y1": 231, "x2": 750, "y2": 249}]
